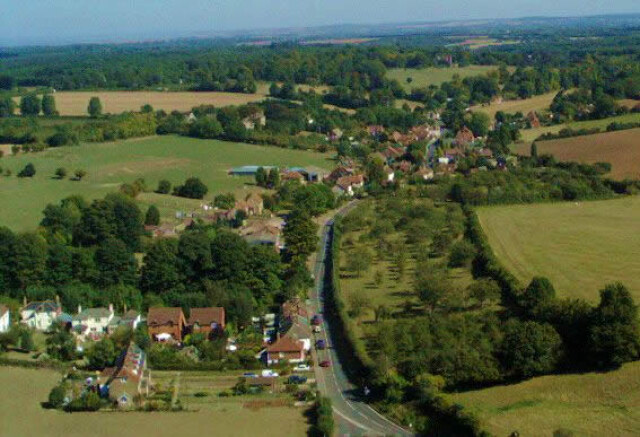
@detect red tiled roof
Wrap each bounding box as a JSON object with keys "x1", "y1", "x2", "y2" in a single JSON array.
[
  {"x1": 188, "y1": 307, "x2": 225, "y2": 327},
  {"x1": 266, "y1": 336, "x2": 304, "y2": 353},
  {"x1": 147, "y1": 307, "x2": 184, "y2": 326}
]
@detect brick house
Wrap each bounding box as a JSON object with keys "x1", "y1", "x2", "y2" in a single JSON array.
[
  {"x1": 264, "y1": 336, "x2": 306, "y2": 365},
  {"x1": 187, "y1": 307, "x2": 226, "y2": 338},
  {"x1": 147, "y1": 307, "x2": 186, "y2": 342}
]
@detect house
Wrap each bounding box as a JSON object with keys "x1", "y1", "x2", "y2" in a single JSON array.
[
  {"x1": 328, "y1": 128, "x2": 343, "y2": 141},
  {"x1": 280, "y1": 170, "x2": 305, "y2": 184},
  {"x1": 187, "y1": 307, "x2": 226, "y2": 337},
  {"x1": 241, "y1": 111, "x2": 266, "y2": 130},
  {"x1": 100, "y1": 342, "x2": 151, "y2": 409},
  {"x1": 326, "y1": 166, "x2": 355, "y2": 182},
  {"x1": 367, "y1": 125, "x2": 385, "y2": 136},
  {"x1": 384, "y1": 166, "x2": 395, "y2": 183},
  {"x1": 0, "y1": 305, "x2": 9, "y2": 333},
  {"x1": 526, "y1": 111, "x2": 541, "y2": 128},
  {"x1": 107, "y1": 310, "x2": 142, "y2": 334},
  {"x1": 444, "y1": 148, "x2": 465, "y2": 161},
  {"x1": 235, "y1": 193, "x2": 263, "y2": 216},
  {"x1": 476, "y1": 148, "x2": 494, "y2": 159},
  {"x1": 381, "y1": 145, "x2": 405, "y2": 163},
  {"x1": 395, "y1": 160, "x2": 412, "y2": 173},
  {"x1": 144, "y1": 223, "x2": 177, "y2": 238},
  {"x1": 279, "y1": 322, "x2": 311, "y2": 352},
  {"x1": 416, "y1": 167, "x2": 435, "y2": 181},
  {"x1": 147, "y1": 307, "x2": 186, "y2": 342},
  {"x1": 454, "y1": 126, "x2": 475, "y2": 146},
  {"x1": 333, "y1": 174, "x2": 365, "y2": 197},
  {"x1": 72, "y1": 305, "x2": 115, "y2": 340},
  {"x1": 20, "y1": 299, "x2": 62, "y2": 331},
  {"x1": 264, "y1": 336, "x2": 306, "y2": 365},
  {"x1": 239, "y1": 219, "x2": 283, "y2": 252}
]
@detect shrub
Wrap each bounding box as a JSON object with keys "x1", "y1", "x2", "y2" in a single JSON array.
[
  {"x1": 448, "y1": 240, "x2": 476, "y2": 267},
  {"x1": 156, "y1": 179, "x2": 172, "y2": 194},
  {"x1": 48, "y1": 384, "x2": 66, "y2": 409},
  {"x1": 173, "y1": 177, "x2": 209, "y2": 199},
  {"x1": 17, "y1": 163, "x2": 36, "y2": 178}
]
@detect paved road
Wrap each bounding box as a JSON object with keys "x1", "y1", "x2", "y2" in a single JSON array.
[{"x1": 310, "y1": 201, "x2": 413, "y2": 437}]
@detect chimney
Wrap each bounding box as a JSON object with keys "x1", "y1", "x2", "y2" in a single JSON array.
[{"x1": 78, "y1": 305, "x2": 82, "y2": 315}]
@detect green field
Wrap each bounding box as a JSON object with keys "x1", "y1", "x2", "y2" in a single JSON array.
[
  {"x1": 0, "y1": 135, "x2": 333, "y2": 231},
  {"x1": 453, "y1": 361, "x2": 640, "y2": 437},
  {"x1": 0, "y1": 366, "x2": 309, "y2": 437},
  {"x1": 477, "y1": 197, "x2": 640, "y2": 302},
  {"x1": 387, "y1": 65, "x2": 498, "y2": 91},
  {"x1": 518, "y1": 112, "x2": 640, "y2": 144},
  {"x1": 471, "y1": 91, "x2": 558, "y2": 119}
]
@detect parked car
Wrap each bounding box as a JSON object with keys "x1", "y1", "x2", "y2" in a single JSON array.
[
  {"x1": 288, "y1": 375, "x2": 308, "y2": 384},
  {"x1": 311, "y1": 315, "x2": 323, "y2": 325},
  {"x1": 319, "y1": 360, "x2": 331, "y2": 367},
  {"x1": 243, "y1": 372, "x2": 258, "y2": 378},
  {"x1": 316, "y1": 339, "x2": 326, "y2": 350},
  {"x1": 293, "y1": 364, "x2": 311, "y2": 372},
  {"x1": 261, "y1": 369, "x2": 279, "y2": 377},
  {"x1": 313, "y1": 325, "x2": 322, "y2": 333}
]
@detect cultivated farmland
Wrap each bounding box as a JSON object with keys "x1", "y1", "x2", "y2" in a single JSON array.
[
  {"x1": 516, "y1": 128, "x2": 640, "y2": 179},
  {"x1": 452, "y1": 361, "x2": 640, "y2": 437},
  {"x1": 0, "y1": 366, "x2": 309, "y2": 437},
  {"x1": 476, "y1": 196, "x2": 640, "y2": 302},
  {"x1": 387, "y1": 65, "x2": 499, "y2": 91},
  {"x1": 0, "y1": 135, "x2": 332, "y2": 231},
  {"x1": 470, "y1": 91, "x2": 558, "y2": 119},
  {"x1": 15, "y1": 91, "x2": 267, "y2": 116}
]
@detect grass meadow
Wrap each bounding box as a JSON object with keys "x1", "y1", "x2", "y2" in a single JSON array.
[
  {"x1": 0, "y1": 135, "x2": 332, "y2": 231},
  {"x1": 386, "y1": 65, "x2": 499, "y2": 91},
  {"x1": 0, "y1": 366, "x2": 309, "y2": 437},
  {"x1": 470, "y1": 91, "x2": 558, "y2": 119},
  {"x1": 476, "y1": 196, "x2": 640, "y2": 303},
  {"x1": 452, "y1": 361, "x2": 640, "y2": 437}
]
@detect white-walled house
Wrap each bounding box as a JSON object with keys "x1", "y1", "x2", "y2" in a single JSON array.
[
  {"x1": 72, "y1": 305, "x2": 115, "y2": 339},
  {"x1": 0, "y1": 305, "x2": 10, "y2": 333},
  {"x1": 21, "y1": 300, "x2": 62, "y2": 331}
]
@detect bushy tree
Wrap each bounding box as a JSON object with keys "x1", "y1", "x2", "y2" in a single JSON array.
[
  {"x1": 283, "y1": 209, "x2": 318, "y2": 261},
  {"x1": 213, "y1": 193, "x2": 235, "y2": 209},
  {"x1": 42, "y1": 94, "x2": 58, "y2": 116},
  {"x1": 519, "y1": 277, "x2": 556, "y2": 318},
  {"x1": 54, "y1": 167, "x2": 67, "y2": 179},
  {"x1": 18, "y1": 163, "x2": 36, "y2": 178},
  {"x1": 500, "y1": 319, "x2": 562, "y2": 378},
  {"x1": 20, "y1": 95, "x2": 41, "y2": 116},
  {"x1": 87, "y1": 337, "x2": 116, "y2": 370},
  {"x1": 448, "y1": 240, "x2": 476, "y2": 268},
  {"x1": 156, "y1": 179, "x2": 171, "y2": 194},
  {"x1": 87, "y1": 96, "x2": 102, "y2": 118},
  {"x1": 46, "y1": 322, "x2": 76, "y2": 361},
  {"x1": 588, "y1": 283, "x2": 640, "y2": 368},
  {"x1": 174, "y1": 177, "x2": 208, "y2": 199},
  {"x1": 144, "y1": 205, "x2": 160, "y2": 226}
]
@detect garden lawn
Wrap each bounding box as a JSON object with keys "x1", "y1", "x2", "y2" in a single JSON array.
[
  {"x1": 452, "y1": 361, "x2": 640, "y2": 437},
  {"x1": 0, "y1": 366, "x2": 309, "y2": 437},
  {"x1": 0, "y1": 135, "x2": 332, "y2": 231},
  {"x1": 476, "y1": 196, "x2": 640, "y2": 303}
]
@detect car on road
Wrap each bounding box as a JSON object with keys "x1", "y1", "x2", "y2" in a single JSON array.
[
  {"x1": 293, "y1": 364, "x2": 311, "y2": 372},
  {"x1": 319, "y1": 360, "x2": 331, "y2": 367},
  {"x1": 311, "y1": 314, "x2": 323, "y2": 325},
  {"x1": 243, "y1": 372, "x2": 258, "y2": 378},
  {"x1": 316, "y1": 339, "x2": 326, "y2": 350},
  {"x1": 288, "y1": 375, "x2": 308, "y2": 384}
]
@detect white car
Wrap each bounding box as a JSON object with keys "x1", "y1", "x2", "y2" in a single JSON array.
[
  {"x1": 293, "y1": 364, "x2": 311, "y2": 372},
  {"x1": 261, "y1": 370, "x2": 279, "y2": 377}
]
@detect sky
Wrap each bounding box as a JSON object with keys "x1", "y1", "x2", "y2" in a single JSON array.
[{"x1": 0, "y1": 0, "x2": 638, "y2": 46}]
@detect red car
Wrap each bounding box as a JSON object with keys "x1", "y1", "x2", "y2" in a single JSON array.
[{"x1": 319, "y1": 360, "x2": 331, "y2": 367}]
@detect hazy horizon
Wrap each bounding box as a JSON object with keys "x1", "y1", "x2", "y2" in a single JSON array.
[{"x1": 1, "y1": 0, "x2": 639, "y2": 47}]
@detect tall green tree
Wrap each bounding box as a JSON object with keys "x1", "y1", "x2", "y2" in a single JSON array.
[
  {"x1": 283, "y1": 209, "x2": 318, "y2": 261},
  {"x1": 42, "y1": 94, "x2": 58, "y2": 116},
  {"x1": 144, "y1": 205, "x2": 160, "y2": 226},
  {"x1": 255, "y1": 166, "x2": 268, "y2": 187},
  {"x1": 140, "y1": 238, "x2": 180, "y2": 293},
  {"x1": 87, "y1": 96, "x2": 103, "y2": 118},
  {"x1": 589, "y1": 283, "x2": 640, "y2": 368},
  {"x1": 94, "y1": 238, "x2": 138, "y2": 287},
  {"x1": 500, "y1": 319, "x2": 562, "y2": 378}
]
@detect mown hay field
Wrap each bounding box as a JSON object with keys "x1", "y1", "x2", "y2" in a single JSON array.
[
  {"x1": 476, "y1": 196, "x2": 640, "y2": 303},
  {"x1": 470, "y1": 91, "x2": 558, "y2": 119},
  {"x1": 516, "y1": 128, "x2": 640, "y2": 179},
  {"x1": 15, "y1": 91, "x2": 267, "y2": 116},
  {"x1": 0, "y1": 135, "x2": 332, "y2": 231},
  {"x1": 387, "y1": 65, "x2": 499, "y2": 91},
  {"x1": 0, "y1": 366, "x2": 309, "y2": 437},
  {"x1": 453, "y1": 361, "x2": 640, "y2": 437}
]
